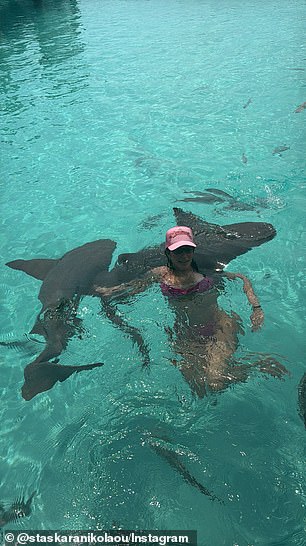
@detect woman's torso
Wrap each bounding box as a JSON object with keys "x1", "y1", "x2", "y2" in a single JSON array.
[
  {"x1": 160, "y1": 276, "x2": 214, "y2": 297},
  {"x1": 152, "y1": 266, "x2": 219, "y2": 327}
]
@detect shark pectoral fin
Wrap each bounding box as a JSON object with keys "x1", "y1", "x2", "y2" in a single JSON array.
[
  {"x1": 61, "y1": 361, "x2": 105, "y2": 379},
  {"x1": 21, "y1": 361, "x2": 104, "y2": 400},
  {"x1": 30, "y1": 320, "x2": 45, "y2": 336},
  {"x1": 6, "y1": 258, "x2": 58, "y2": 280},
  {"x1": 223, "y1": 221, "x2": 276, "y2": 243}
]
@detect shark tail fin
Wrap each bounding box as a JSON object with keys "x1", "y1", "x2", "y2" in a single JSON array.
[
  {"x1": 6, "y1": 258, "x2": 58, "y2": 280},
  {"x1": 24, "y1": 491, "x2": 36, "y2": 515},
  {"x1": 22, "y1": 361, "x2": 104, "y2": 400}
]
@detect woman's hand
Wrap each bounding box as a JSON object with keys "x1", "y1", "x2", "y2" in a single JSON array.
[
  {"x1": 256, "y1": 357, "x2": 289, "y2": 379},
  {"x1": 94, "y1": 286, "x2": 115, "y2": 297},
  {"x1": 250, "y1": 306, "x2": 264, "y2": 331},
  {"x1": 225, "y1": 272, "x2": 264, "y2": 331}
]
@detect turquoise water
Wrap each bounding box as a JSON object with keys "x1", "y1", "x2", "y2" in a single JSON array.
[{"x1": 0, "y1": 0, "x2": 305, "y2": 544}]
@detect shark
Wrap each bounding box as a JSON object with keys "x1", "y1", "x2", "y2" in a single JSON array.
[
  {"x1": 298, "y1": 373, "x2": 306, "y2": 428},
  {"x1": 272, "y1": 145, "x2": 290, "y2": 156},
  {"x1": 0, "y1": 491, "x2": 35, "y2": 528},
  {"x1": 116, "y1": 207, "x2": 276, "y2": 273},
  {"x1": 6, "y1": 209, "x2": 276, "y2": 400},
  {"x1": 243, "y1": 97, "x2": 252, "y2": 109},
  {"x1": 149, "y1": 439, "x2": 223, "y2": 503},
  {"x1": 295, "y1": 102, "x2": 306, "y2": 113},
  {"x1": 5, "y1": 239, "x2": 117, "y2": 400},
  {"x1": 177, "y1": 188, "x2": 259, "y2": 212}
]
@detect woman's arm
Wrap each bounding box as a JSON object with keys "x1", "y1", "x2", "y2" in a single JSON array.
[
  {"x1": 94, "y1": 267, "x2": 162, "y2": 299},
  {"x1": 224, "y1": 272, "x2": 264, "y2": 331}
]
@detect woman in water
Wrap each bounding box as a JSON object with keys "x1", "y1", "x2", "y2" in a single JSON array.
[{"x1": 95, "y1": 226, "x2": 286, "y2": 396}]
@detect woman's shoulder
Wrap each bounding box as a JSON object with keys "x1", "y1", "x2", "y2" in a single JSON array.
[
  {"x1": 150, "y1": 266, "x2": 167, "y2": 280},
  {"x1": 194, "y1": 272, "x2": 205, "y2": 283}
]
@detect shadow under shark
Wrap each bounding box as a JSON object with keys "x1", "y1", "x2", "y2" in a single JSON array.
[{"x1": 6, "y1": 208, "x2": 276, "y2": 401}]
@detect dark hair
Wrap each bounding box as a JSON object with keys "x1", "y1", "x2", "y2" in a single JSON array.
[{"x1": 165, "y1": 249, "x2": 199, "y2": 272}]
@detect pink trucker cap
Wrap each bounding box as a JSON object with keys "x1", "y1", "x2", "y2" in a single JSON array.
[{"x1": 165, "y1": 226, "x2": 196, "y2": 251}]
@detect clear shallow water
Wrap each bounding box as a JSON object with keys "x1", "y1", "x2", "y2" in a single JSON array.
[{"x1": 0, "y1": 0, "x2": 305, "y2": 544}]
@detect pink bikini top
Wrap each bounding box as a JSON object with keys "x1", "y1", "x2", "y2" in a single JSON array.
[{"x1": 160, "y1": 276, "x2": 214, "y2": 298}]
